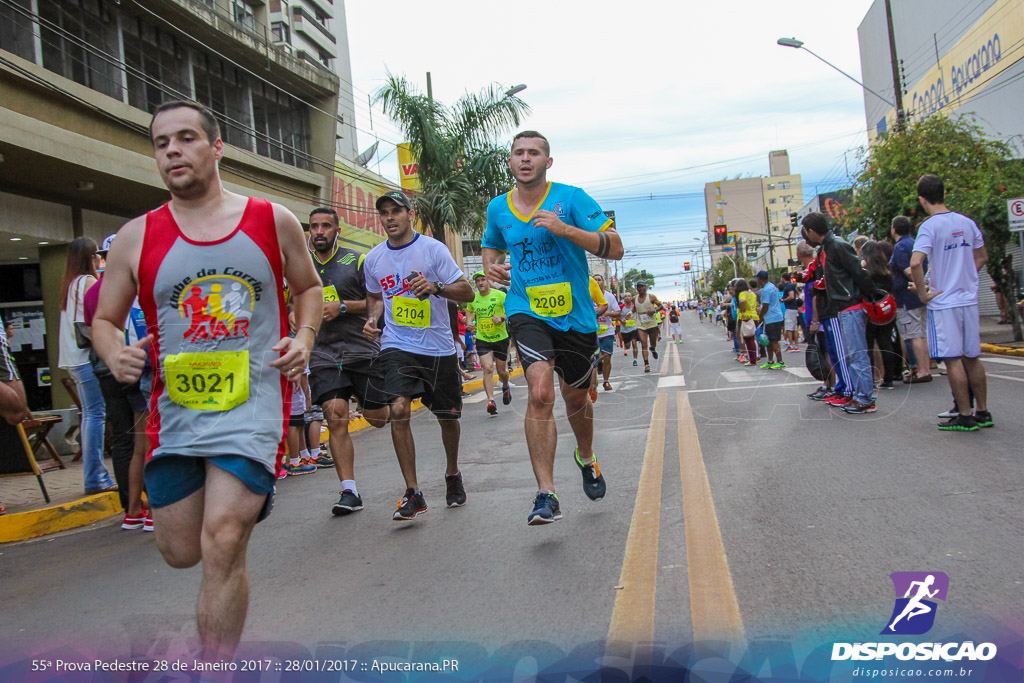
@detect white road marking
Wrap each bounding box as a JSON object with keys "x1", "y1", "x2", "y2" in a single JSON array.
[
  {"x1": 983, "y1": 356, "x2": 1024, "y2": 367},
  {"x1": 988, "y1": 373, "x2": 1024, "y2": 383},
  {"x1": 657, "y1": 376, "x2": 687, "y2": 388},
  {"x1": 686, "y1": 381, "x2": 819, "y2": 394}
]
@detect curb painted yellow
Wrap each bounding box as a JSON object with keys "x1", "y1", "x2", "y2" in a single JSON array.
[
  {"x1": 4, "y1": 367, "x2": 527, "y2": 543},
  {"x1": 0, "y1": 492, "x2": 122, "y2": 544},
  {"x1": 981, "y1": 343, "x2": 1024, "y2": 357}
]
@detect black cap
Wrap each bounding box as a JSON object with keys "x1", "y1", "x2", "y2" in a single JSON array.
[{"x1": 375, "y1": 190, "x2": 413, "y2": 211}]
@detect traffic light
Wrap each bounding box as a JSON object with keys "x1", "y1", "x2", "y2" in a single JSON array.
[
  {"x1": 713, "y1": 225, "x2": 728, "y2": 245},
  {"x1": 684, "y1": 262, "x2": 691, "y2": 271},
  {"x1": 790, "y1": 212, "x2": 799, "y2": 229}
]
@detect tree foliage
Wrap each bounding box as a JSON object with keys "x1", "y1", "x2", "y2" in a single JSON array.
[
  {"x1": 709, "y1": 255, "x2": 754, "y2": 294},
  {"x1": 374, "y1": 74, "x2": 530, "y2": 242},
  {"x1": 621, "y1": 267, "x2": 655, "y2": 294},
  {"x1": 850, "y1": 115, "x2": 1024, "y2": 340}
]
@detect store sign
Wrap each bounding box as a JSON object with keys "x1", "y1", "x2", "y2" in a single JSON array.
[
  {"x1": 397, "y1": 143, "x2": 421, "y2": 191},
  {"x1": 37, "y1": 367, "x2": 51, "y2": 387}
]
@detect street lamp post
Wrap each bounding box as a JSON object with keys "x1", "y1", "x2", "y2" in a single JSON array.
[{"x1": 777, "y1": 36, "x2": 904, "y2": 129}]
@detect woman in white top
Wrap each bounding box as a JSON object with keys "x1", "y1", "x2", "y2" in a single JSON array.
[{"x1": 58, "y1": 237, "x2": 114, "y2": 494}]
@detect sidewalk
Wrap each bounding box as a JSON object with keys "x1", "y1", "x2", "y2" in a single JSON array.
[
  {"x1": 979, "y1": 314, "x2": 1024, "y2": 356},
  {"x1": 0, "y1": 366, "x2": 524, "y2": 543}
]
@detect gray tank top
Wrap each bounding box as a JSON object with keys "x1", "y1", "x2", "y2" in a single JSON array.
[{"x1": 138, "y1": 199, "x2": 288, "y2": 473}]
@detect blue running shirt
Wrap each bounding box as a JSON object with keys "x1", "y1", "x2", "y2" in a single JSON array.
[{"x1": 482, "y1": 182, "x2": 612, "y2": 333}]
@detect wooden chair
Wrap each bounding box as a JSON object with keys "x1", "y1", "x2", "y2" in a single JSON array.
[
  {"x1": 22, "y1": 414, "x2": 66, "y2": 472},
  {"x1": 0, "y1": 418, "x2": 56, "y2": 503}
]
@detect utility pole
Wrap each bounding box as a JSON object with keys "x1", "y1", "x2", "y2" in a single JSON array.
[
  {"x1": 426, "y1": 71, "x2": 433, "y2": 103},
  {"x1": 884, "y1": 0, "x2": 906, "y2": 130}
]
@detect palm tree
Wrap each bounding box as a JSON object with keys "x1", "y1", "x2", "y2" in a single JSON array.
[{"x1": 374, "y1": 74, "x2": 531, "y2": 242}]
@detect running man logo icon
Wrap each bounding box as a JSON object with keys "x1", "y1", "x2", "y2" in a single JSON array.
[{"x1": 881, "y1": 572, "x2": 949, "y2": 635}]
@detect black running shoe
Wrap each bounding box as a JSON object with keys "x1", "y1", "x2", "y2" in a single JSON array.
[
  {"x1": 575, "y1": 448, "x2": 606, "y2": 500},
  {"x1": 332, "y1": 489, "x2": 363, "y2": 516},
  {"x1": 527, "y1": 491, "x2": 561, "y2": 525},
  {"x1": 937, "y1": 415, "x2": 978, "y2": 432},
  {"x1": 644, "y1": 364, "x2": 651, "y2": 373},
  {"x1": 651, "y1": 348, "x2": 659, "y2": 359},
  {"x1": 313, "y1": 453, "x2": 335, "y2": 468},
  {"x1": 445, "y1": 472, "x2": 467, "y2": 507},
  {"x1": 502, "y1": 383, "x2": 512, "y2": 405},
  {"x1": 807, "y1": 387, "x2": 831, "y2": 401},
  {"x1": 486, "y1": 400, "x2": 497, "y2": 415},
  {"x1": 393, "y1": 488, "x2": 428, "y2": 520},
  {"x1": 972, "y1": 410, "x2": 994, "y2": 428}
]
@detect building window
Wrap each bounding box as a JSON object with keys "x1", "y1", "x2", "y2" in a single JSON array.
[
  {"x1": 716, "y1": 200, "x2": 726, "y2": 211},
  {"x1": 768, "y1": 198, "x2": 776, "y2": 204},
  {"x1": 251, "y1": 80, "x2": 309, "y2": 169},
  {"x1": 778, "y1": 181, "x2": 790, "y2": 189},
  {"x1": 192, "y1": 52, "x2": 253, "y2": 151},
  {"x1": 122, "y1": 15, "x2": 192, "y2": 111},
  {"x1": 233, "y1": 0, "x2": 257, "y2": 32},
  {"x1": 271, "y1": 21, "x2": 289, "y2": 43},
  {"x1": 766, "y1": 183, "x2": 775, "y2": 190},
  {"x1": 0, "y1": 0, "x2": 35, "y2": 62},
  {"x1": 38, "y1": 0, "x2": 123, "y2": 101}
]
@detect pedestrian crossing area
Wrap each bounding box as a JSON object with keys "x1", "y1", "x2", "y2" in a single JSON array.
[{"x1": 719, "y1": 365, "x2": 812, "y2": 382}]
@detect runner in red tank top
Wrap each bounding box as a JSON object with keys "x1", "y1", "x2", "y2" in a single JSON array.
[{"x1": 93, "y1": 101, "x2": 322, "y2": 661}]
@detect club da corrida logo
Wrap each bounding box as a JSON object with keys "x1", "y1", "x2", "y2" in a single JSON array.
[{"x1": 832, "y1": 572, "x2": 997, "y2": 662}]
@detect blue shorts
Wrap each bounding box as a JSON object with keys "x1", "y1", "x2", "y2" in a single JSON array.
[
  {"x1": 598, "y1": 336, "x2": 616, "y2": 355},
  {"x1": 144, "y1": 454, "x2": 276, "y2": 508}
]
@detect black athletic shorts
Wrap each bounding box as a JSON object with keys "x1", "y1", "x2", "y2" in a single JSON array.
[
  {"x1": 308, "y1": 352, "x2": 389, "y2": 410},
  {"x1": 765, "y1": 321, "x2": 784, "y2": 343},
  {"x1": 620, "y1": 329, "x2": 638, "y2": 344},
  {"x1": 508, "y1": 313, "x2": 598, "y2": 389},
  {"x1": 378, "y1": 348, "x2": 462, "y2": 421},
  {"x1": 475, "y1": 336, "x2": 510, "y2": 362}
]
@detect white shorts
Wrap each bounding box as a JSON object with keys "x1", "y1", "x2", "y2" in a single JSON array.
[
  {"x1": 784, "y1": 308, "x2": 800, "y2": 331},
  {"x1": 927, "y1": 304, "x2": 980, "y2": 359},
  {"x1": 669, "y1": 322, "x2": 681, "y2": 336}
]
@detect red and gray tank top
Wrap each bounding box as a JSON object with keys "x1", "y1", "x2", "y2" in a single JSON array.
[{"x1": 138, "y1": 198, "x2": 288, "y2": 474}]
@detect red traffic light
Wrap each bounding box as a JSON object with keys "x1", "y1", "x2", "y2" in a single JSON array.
[
  {"x1": 713, "y1": 225, "x2": 728, "y2": 245},
  {"x1": 684, "y1": 262, "x2": 691, "y2": 271}
]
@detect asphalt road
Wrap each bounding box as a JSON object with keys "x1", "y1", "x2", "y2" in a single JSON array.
[{"x1": 1, "y1": 310, "x2": 1021, "y2": 676}]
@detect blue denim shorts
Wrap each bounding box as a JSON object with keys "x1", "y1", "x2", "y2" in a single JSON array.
[{"x1": 144, "y1": 454, "x2": 275, "y2": 508}]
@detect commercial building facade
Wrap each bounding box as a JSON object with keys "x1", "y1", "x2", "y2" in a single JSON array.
[{"x1": 0, "y1": 0, "x2": 388, "y2": 412}]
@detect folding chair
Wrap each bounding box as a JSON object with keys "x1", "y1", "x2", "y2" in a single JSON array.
[{"x1": 0, "y1": 418, "x2": 55, "y2": 504}]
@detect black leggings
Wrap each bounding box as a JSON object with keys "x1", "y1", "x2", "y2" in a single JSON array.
[{"x1": 864, "y1": 321, "x2": 897, "y2": 384}]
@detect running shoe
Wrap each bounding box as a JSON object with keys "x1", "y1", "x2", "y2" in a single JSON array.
[
  {"x1": 786, "y1": 346, "x2": 801, "y2": 353},
  {"x1": 879, "y1": 381, "x2": 895, "y2": 390},
  {"x1": 332, "y1": 489, "x2": 363, "y2": 515},
  {"x1": 603, "y1": 381, "x2": 613, "y2": 391},
  {"x1": 487, "y1": 400, "x2": 498, "y2": 415},
  {"x1": 632, "y1": 359, "x2": 638, "y2": 367},
  {"x1": 937, "y1": 415, "x2": 978, "y2": 432},
  {"x1": 843, "y1": 400, "x2": 877, "y2": 414},
  {"x1": 825, "y1": 395, "x2": 851, "y2": 407},
  {"x1": 393, "y1": 488, "x2": 428, "y2": 521},
  {"x1": 759, "y1": 361, "x2": 773, "y2": 369},
  {"x1": 445, "y1": 472, "x2": 467, "y2": 507},
  {"x1": 277, "y1": 468, "x2": 288, "y2": 480},
  {"x1": 973, "y1": 410, "x2": 994, "y2": 428},
  {"x1": 121, "y1": 511, "x2": 145, "y2": 530},
  {"x1": 575, "y1": 448, "x2": 606, "y2": 500},
  {"x1": 527, "y1": 491, "x2": 561, "y2": 525},
  {"x1": 286, "y1": 460, "x2": 316, "y2": 476},
  {"x1": 937, "y1": 407, "x2": 959, "y2": 418},
  {"x1": 644, "y1": 364, "x2": 651, "y2": 373},
  {"x1": 651, "y1": 348, "x2": 659, "y2": 359},
  {"x1": 143, "y1": 509, "x2": 154, "y2": 532},
  {"x1": 623, "y1": 350, "x2": 628, "y2": 356},
  {"x1": 737, "y1": 355, "x2": 748, "y2": 363},
  {"x1": 769, "y1": 362, "x2": 786, "y2": 369},
  {"x1": 806, "y1": 387, "x2": 831, "y2": 401},
  {"x1": 313, "y1": 452, "x2": 335, "y2": 468},
  {"x1": 502, "y1": 383, "x2": 512, "y2": 405}
]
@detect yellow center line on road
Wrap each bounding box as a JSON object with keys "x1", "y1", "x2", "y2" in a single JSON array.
[
  {"x1": 676, "y1": 391, "x2": 746, "y2": 644},
  {"x1": 605, "y1": 392, "x2": 667, "y2": 663},
  {"x1": 661, "y1": 341, "x2": 676, "y2": 377}
]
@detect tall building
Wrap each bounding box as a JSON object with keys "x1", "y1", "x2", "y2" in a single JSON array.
[
  {"x1": 267, "y1": 0, "x2": 359, "y2": 160},
  {"x1": 704, "y1": 150, "x2": 803, "y2": 275},
  {"x1": 0, "y1": 0, "x2": 384, "y2": 411}
]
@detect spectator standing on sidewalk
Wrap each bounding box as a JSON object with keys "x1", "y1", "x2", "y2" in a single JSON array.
[
  {"x1": 801, "y1": 212, "x2": 883, "y2": 414},
  {"x1": 861, "y1": 241, "x2": 898, "y2": 390},
  {"x1": 889, "y1": 216, "x2": 932, "y2": 384},
  {"x1": 910, "y1": 174, "x2": 992, "y2": 431},
  {"x1": 756, "y1": 271, "x2": 785, "y2": 369}
]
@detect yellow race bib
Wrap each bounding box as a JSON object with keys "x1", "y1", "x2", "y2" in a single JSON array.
[
  {"x1": 477, "y1": 317, "x2": 496, "y2": 335},
  {"x1": 322, "y1": 285, "x2": 339, "y2": 302},
  {"x1": 393, "y1": 296, "x2": 430, "y2": 327},
  {"x1": 526, "y1": 282, "x2": 572, "y2": 318},
  {"x1": 624, "y1": 319, "x2": 636, "y2": 329},
  {"x1": 164, "y1": 351, "x2": 249, "y2": 411},
  {"x1": 597, "y1": 323, "x2": 609, "y2": 335}
]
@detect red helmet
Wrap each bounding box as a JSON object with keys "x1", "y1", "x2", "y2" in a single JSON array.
[{"x1": 862, "y1": 291, "x2": 897, "y2": 325}]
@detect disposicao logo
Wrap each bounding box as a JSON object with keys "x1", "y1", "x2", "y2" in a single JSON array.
[
  {"x1": 882, "y1": 571, "x2": 948, "y2": 635},
  {"x1": 831, "y1": 572, "x2": 997, "y2": 662}
]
